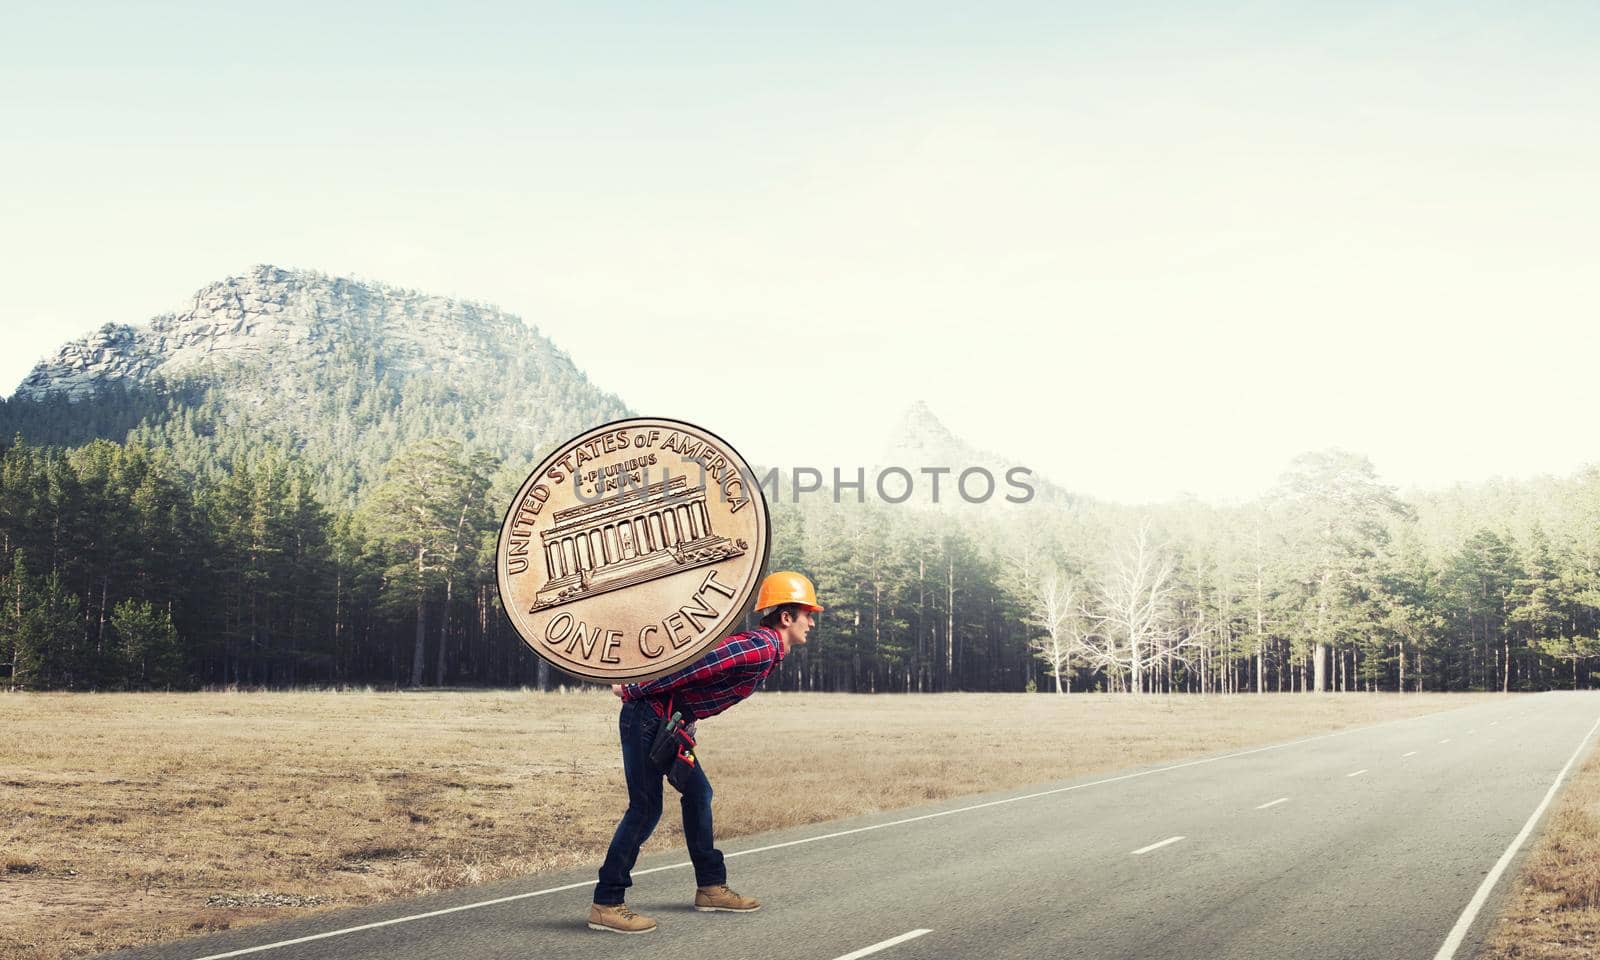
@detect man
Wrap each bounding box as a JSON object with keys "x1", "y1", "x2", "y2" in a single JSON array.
[{"x1": 587, "y1": 570, "x2": 822, "y2": 935}]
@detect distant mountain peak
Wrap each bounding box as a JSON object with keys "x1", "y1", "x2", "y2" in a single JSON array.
[
  {"x1": 894, "y1": 399, "x2": 960, "y2": 443},
  {"x1": 883, "y1": 400, "x2": 994, "y2": 468},
  {"x1": 876, "y1": 399, "x2": 1077, "y2": 509}
]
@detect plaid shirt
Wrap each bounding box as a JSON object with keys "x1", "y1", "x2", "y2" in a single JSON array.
[{"x1": 620, "y1": 626, "x2": 785, "y2": 719}]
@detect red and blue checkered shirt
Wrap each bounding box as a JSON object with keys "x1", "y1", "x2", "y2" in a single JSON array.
[{"x1": 620, "y1": 626, "x2": 785, "y2": 719}]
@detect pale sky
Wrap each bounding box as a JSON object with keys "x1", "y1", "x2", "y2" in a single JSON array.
[{"x1": 3, "y1": 2, "x2": 1598, "y2": 504}]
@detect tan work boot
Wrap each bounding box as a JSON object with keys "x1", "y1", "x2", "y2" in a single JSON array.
[
  {"x1": 694, "y1": 884, "x2": 761, "y2": 912},
  {"x1": 587, "y1": 902, "x2": 657, "y2": 934}
]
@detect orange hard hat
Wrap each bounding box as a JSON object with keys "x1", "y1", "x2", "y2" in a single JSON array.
[{"x1": 755, "y1": 571, "x2": 823, "y2": 613}]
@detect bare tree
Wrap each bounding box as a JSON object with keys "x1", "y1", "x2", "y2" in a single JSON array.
[
  {"x1": 1005, "y1": 534, "x2": 1088, "y2": 693},
  {"x1": 1087, "y1": 521, "x2": 1206, "y2": 694},
  {"x1": 1024, "y1": 568, "x2": 1086, "y2": 693}
]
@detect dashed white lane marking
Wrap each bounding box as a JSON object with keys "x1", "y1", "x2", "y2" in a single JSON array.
[
  {"x1": 832, "y1": 929, "x2": 933, "y2": 960},
  {"x1": 1132, "y1": 836, "x2": 1187, "y2": 855},
  {"x1": 1402, "y1": 751, "x2": 1419, "y2": 758},
  {"x1": 1490, "y1": 721, "x2": 1499, "y2": 726},
  {"x1": 1440, "y1": 739, "x2": 1452, "y2": 744},
  {"x1": 1256, "y1": 797, "x2": 1290, "y2": 810},
  {"x1": 1467, "y1": 729, "x2": 1476, "y2": 734},
  {"x1": 1347, "y1": 769, "x2": 1368, "y2": 777},
  {"x1": 1433, "y1": 712, "x2": 1600, "y2": 960}
]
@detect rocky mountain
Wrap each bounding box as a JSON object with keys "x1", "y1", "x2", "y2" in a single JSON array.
[
  {"x1": 3, "y1": 265, "x2": 631, "y2": 503},
  {"x1": 18, "y1": 266, "x2": 524, "y2": 399}
]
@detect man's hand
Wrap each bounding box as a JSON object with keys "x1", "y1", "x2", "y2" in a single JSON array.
[{"x1": 611, "y1": 684, "x2": 625, "y2": 699}]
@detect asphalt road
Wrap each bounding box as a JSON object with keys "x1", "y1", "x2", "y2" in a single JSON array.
[{"x1": 99, "y1": 692, "x2": 1600, "y2": 960}]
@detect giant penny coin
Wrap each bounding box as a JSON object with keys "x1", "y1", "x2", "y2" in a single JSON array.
[{"x1": 496, "y1": 418, "x2": 770, "y2": 682}]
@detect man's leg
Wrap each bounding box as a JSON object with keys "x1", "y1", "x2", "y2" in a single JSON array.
[
  {"x1": 594, "y1": 701, "x2": 664, "y2": 906},
  {"x1": 680, "y1": 755, "x2": 760, "y2": 912},
  {"x1": 678, "y1": 755, "x2": 726, "y2": 889}
]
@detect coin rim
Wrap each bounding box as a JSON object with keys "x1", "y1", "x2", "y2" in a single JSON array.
[{"x1": 494, "y1": 415, "x2": 772, "y2": 684}]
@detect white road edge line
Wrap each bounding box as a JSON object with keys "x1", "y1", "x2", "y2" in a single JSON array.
[
  {"x1": 175, "y1": 705, "x2": 1471, "y2": 960},
  {"x1": 1132, "y1": 836, "x2": 1186, "y2": 855},
  {"x1": 1402, "y1": 751, "x2": 1419, "y2": 758},
  {"x1": 831, "y1": 929, "x2": 933, "y2": 960},
  {"x1": 1255, "y1": 797, "x2": 1290, "y2": 810},
  {"x1": 1346, "y1": 769, "x2": 1368, "y2": 777},
  {"x1": 1432, "y1": 711, "x2": 1600, "y2": 960}
]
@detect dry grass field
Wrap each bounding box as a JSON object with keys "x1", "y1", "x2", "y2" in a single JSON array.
[
  {"x1": 1, "y1": 689, "x2": 1491, "y2": 960},
  {"x1": 1483, "y1": 735, "x2": 1600, "y2": 960}
]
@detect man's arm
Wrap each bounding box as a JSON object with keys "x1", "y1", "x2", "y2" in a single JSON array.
[{"x1": 619, "y1": 631, "x2": 773, "y2": 700}]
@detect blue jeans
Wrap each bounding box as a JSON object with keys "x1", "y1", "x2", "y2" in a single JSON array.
[{"x1": 593, "y1": 698, "x2": 725, "y2": 905}]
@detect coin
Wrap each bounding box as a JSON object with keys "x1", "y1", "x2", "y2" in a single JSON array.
[{"x1": 496, "y1": 417, "x2": 770, "y2": 683}]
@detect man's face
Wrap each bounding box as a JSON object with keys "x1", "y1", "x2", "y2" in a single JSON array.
[{"x1": 785, "y1": 609, "x2": 816, "y2": 647}]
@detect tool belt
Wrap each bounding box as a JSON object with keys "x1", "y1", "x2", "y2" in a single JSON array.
[{"x1": 645, "y1": 696, "x2": 699, "y2": 792}]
